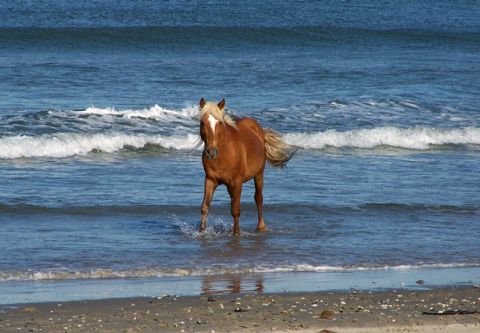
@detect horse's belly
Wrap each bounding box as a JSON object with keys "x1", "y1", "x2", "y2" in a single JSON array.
[
  {"x1": 203, "y1": 154, "x2": 263, "y2": 185},
  {"x1": 241, "y1": 150, "x2": 265, "y2": 180}
]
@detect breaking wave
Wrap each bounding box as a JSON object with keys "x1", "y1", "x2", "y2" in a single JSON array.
[
  {"x1": 78, "y1": 104, "x2": 198, "y2": 121},
  {"x1": 285, "y1": 127, "x2": 480, "y2": 150},
  {"x1": 0, "y1": 132, "x2": 201, "y2": 159},
  {"x1": 0, "y1": 126, "x2": 479, "y2": 159},
  {"x1": 0, "y1": 263, "x2": 477, "y2": 282}
]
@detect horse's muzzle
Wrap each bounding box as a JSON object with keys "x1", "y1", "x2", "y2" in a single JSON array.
[{"x1": 205, "y1": 147, "x2": 218, "y2": 160}]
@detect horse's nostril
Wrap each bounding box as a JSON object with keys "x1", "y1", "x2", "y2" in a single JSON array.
[{"x1": 205, "y1": 147, "x2": 218, "y2": 159}]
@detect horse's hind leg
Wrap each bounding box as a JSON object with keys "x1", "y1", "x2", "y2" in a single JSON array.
[
  {"x1": 254, "y1": 172, "x2": 266, "y2": 232},
  {"x1": 200, "y1": 177, "x2": 217, "y2": 232},
  {"x1": 227, "y1": 182, "x2": 242, "y2": 236}
]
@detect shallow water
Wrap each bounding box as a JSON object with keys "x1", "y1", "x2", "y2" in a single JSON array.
[{"x1": 0, "y1": 1, "x2": 479, "y2": 303}]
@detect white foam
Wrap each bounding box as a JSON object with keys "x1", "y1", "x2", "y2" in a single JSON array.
[
  {"x1": 78, "y1": 104, "x2": 198, "y2": 121},
  {"x1": 174, "y1": 215, "x2": 256, "y2": 240},
  {"x1": 0, "y1": 133, "x2": 202, "y2": 159},
  {"x1": 285, "y1": 127, "x2": 480, "y2": 150},
  {"x1": 398, "y1": 100, "x2": 420, "y2": 109},
  {"x1": 1, "y1": 126, "x2": 479, "y2": 159},
  {"x1": 0, "y1": 263, "x2": 476, "y2": 282}
]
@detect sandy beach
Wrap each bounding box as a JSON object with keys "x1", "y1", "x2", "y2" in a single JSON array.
[{"x1": 1, "y1": 286, "x2": 478, "y2": 332}]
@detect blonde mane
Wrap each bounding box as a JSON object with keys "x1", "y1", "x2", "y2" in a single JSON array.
[{"x1": 198, "y1": 101, "x2": 237, "y2": 129}]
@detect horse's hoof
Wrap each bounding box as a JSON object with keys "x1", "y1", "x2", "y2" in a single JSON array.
[{"x1": 256, "y1": 226, "x2": 267, "y2": 232}]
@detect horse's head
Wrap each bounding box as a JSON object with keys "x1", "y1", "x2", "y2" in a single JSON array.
[{"x1": 198, "y1": 97, "x2": 232, "y2": 160}]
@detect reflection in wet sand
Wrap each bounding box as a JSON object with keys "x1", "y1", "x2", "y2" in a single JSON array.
[
  {"x1": 199, "y1": 232, "x2": 267, "y2": 294},
  {"x1": 201, "y1": 274, "x2": 264, "y2": 295}
]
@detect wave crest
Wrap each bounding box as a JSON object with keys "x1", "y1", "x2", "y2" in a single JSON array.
[
  {"x1": 79, "y1": 104, "x2": 198, "y2": 121},
  {"x1": 0, "y1": 133, "x2": 201, "y2": 159},
  {"x1": 285, "y1": 127, "x2": 480, "y2": 150},
  {"x1": 1, "y1": 126, "x2": 479, "y2": 159}
]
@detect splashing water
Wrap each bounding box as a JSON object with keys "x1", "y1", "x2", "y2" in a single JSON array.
[{"x1": 172, "y1": 215, "x2": 257, "y2": 240}]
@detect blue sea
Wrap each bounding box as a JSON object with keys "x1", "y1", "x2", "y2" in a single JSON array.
[{"x1": 1, "y1": 1, "x2": 480, "y2": 304}]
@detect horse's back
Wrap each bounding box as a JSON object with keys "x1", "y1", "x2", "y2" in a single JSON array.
[{"x1": 236, "y1": 117, "x2": 265, "y2": 143}]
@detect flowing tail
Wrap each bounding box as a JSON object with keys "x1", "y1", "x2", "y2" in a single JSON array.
[{"x1": 264, "y1": 129, "x2": 296, "y2": 168}]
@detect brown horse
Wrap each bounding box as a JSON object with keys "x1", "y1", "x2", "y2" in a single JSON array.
[{"x1": 198, "y1": 98, "x2": 294, "y2": 236}]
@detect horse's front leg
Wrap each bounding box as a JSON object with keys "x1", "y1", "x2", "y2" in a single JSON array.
[
  {"x1": 227, "y1": 182, "x2": 243, "y2": 236},
  {"x1": 200, "y1": 177, "x2": 217, "y2": 232}
]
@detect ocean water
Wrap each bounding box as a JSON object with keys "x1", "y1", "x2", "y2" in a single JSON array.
[{"x1": 1, "y1": 1, "x2": 480, "y2": 303}]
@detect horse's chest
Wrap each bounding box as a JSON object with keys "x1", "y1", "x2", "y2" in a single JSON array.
[{"x1": 203, "y1": 156, "x2": 245, "y2": 182}]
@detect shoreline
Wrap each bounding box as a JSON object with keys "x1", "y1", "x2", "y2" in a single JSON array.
[
  {"x1": 1, "y1": 266, "x2": 479, "y2": 305},
  {"x1": 1, "y1": 286, "x2": 479, "y2": 332}
]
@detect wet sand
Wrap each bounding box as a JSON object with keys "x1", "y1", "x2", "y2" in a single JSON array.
[{"x1": 0, "y1": 286, "x2": 479, "y2": 332}]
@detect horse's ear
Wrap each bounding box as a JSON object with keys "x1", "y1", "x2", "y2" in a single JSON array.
[
  {"x1": 217, "y1": 98, "x2": 225, "y2": 110},
  {"x1": 199, "y1": 97, "x2": 206, "y2": 108}
]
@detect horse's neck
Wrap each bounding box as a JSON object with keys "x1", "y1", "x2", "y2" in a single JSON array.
[{"x1": 217, "y1": 123, "x2": 239, "y2": 148}]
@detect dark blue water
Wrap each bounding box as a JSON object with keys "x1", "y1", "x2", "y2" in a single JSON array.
[{"x1": 0, "y1": 1, "x2": 479, "y2": 301}]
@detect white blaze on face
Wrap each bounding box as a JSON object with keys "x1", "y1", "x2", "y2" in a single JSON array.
[{"x1": 207, "y1": 114, "x2": 218, "y2": 145}]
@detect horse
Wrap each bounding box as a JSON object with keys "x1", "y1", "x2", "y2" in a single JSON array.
[{"x1": 197, "y1": 97, "x2": 294, "y2": 236}]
